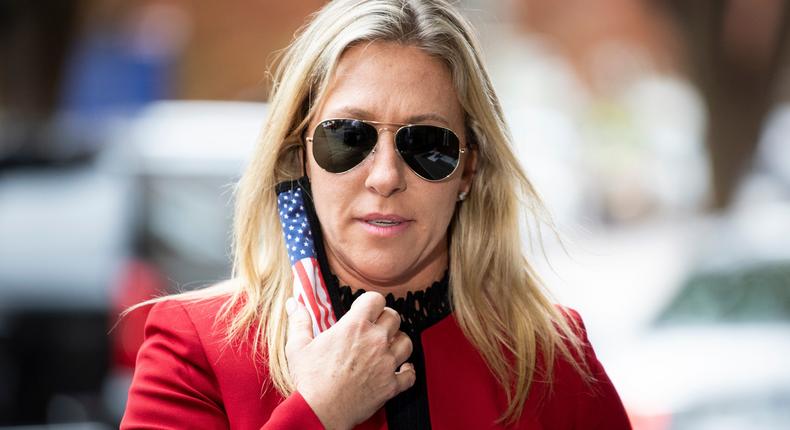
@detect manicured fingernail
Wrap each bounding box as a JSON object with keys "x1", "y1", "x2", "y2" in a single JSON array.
[{"x1": 286, "y1": 298, "x2": 296, "y2": 315}]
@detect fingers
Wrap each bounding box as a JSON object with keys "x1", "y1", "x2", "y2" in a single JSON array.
[
  {"x1": 346, "y1": 291, "x2": 386, "y2": 323},
  {"x1": 374, "y1": 307, "x2": 401, "y2": 340},
  {"x1": 389, "y1": 331, "x2": 413, "y2": 365},
  {"x1": 286, "y1": 297, "x2": 314, "y2": 352},
  {"x1": 394, "y1": 362, "x2": 416, "y2": 393}
]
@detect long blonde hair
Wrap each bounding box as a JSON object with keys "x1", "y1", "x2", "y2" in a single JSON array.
[{"x1": 160, "y1": 0, "x2": 590, "y2": 424}]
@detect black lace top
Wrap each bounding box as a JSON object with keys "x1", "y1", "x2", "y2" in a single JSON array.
[
  {"x1": 332, "y1": 272, "x2": 452, "y2": 335},
  {"x1": 327, "y1": 272, "x2": 453, "y2": 430}
]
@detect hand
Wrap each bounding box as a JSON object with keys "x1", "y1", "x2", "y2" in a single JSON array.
[{"x1": 286, "y1": 292, "x2": 415, "y2": 430}]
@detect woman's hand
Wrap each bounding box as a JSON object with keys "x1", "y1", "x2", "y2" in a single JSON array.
[{"x1": 285, "y1": 292, "x2": 415, "y2": 430}]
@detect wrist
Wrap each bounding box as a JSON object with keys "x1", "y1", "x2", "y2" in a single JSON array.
[{"x1": 298, "y1": 389, "x2": 351, "y2": 430}]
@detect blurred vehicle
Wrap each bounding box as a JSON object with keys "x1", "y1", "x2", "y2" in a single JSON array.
[
  {"x1": 102, "y1": 100, "x2": 266, "y2": 422},
  {"x1": 0, "y1": 128, "x2": 133, "y2": 428},
  {"x1": 609, "y1": 204, "x2": 790, "y2": 430},
  {"x1": 121, "y1": 101, "x2": 263, "y2": 289},
  {"x1": 0, "y1": 101, "x2": 265, "y2": 427}
]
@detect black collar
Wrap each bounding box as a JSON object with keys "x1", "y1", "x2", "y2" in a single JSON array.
[{"x1": 328, "y1": 271, "x2": 452, "y2": 336}]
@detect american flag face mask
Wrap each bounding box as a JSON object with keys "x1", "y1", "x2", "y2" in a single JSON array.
[{"x1": 276, "y1": 177, "x2": 338, "y2": 337}]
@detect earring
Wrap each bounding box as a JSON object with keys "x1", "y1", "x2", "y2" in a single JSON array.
[{"x1": 457, "y1": 191, "x2": 468, "y2": 201}]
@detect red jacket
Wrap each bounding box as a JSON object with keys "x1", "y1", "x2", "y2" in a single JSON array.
[{"x1": 122, "y1": 297, "x2": 631, "y2": 429}]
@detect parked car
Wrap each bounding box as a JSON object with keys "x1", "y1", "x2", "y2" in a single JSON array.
[
  {"x1": 0, "y1": 132, "x2": 134, "y2": 427},
  {"x1": 608, "y1": 204, "x2": 790, "y2": 430},
  {"x1": 102, "y1": 100, "x2": 266, "y2": 422},
  {"x1": 0, "y1": 101, "x2": 266, "y2": 427}
]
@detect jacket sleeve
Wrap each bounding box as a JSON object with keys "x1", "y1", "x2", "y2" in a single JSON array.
[
  {"x1": 121, "y1": 300, "x2": 325, "y2": 430},
  {"x1": 565, "y1": 308, "x2": 632, "y2": 430}
]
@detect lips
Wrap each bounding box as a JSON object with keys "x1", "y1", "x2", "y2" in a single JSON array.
[
  {"x1": 358, "y1": 213, "x2": 412, "y2": 236},
  {"x1": 367, "y1": 220, "x2": 401, "y2": 226},
  {"x1": 361, "y1": 213, "x2": 409, "y2": 223}
]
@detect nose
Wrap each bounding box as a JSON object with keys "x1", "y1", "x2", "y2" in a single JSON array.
[{"x1": 364, "y1": 130, "x2": 407, "y2": 197}]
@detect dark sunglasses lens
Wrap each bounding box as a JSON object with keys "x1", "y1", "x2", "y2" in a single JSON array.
[
  {"x1": 312, "y1": 119, "x2": 378, "y2": 173},
  {"x1": 396, "y1": 125, "x2": 460, "y2": 180}
]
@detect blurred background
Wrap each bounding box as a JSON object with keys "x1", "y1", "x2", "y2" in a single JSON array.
[{"x1": 0, "y1": 0, "x2": 788, "y2": 428}]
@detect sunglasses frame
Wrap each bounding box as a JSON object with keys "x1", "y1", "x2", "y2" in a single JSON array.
[{"x1": 305, "y1": 118, "x2": 467, "y2": 182}]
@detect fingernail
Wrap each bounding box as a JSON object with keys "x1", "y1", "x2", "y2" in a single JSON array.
[{"x1": 286, "y1": 298, "x2": 296, "y2": 316}]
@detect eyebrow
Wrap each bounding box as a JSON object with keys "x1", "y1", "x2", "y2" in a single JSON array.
[{"x1": 329, "y1": 106, "x2": 452, "y2": 126}]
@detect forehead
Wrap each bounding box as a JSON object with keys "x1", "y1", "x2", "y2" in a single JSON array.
[{"x1": 315, "y1": 42, "x2": 464, "y2": 128}]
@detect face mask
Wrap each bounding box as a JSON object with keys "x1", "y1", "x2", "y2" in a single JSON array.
[{"x1": 276, "y1": 177, "x2": 337, "y2": 336}]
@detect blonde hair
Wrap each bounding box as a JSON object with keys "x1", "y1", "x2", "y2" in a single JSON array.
[{"x1": 154, "y1": 0, "x2": 590, "y2": 424}]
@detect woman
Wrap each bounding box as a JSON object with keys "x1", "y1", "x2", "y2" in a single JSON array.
[{"x1": 122, "y1": 0, "x2": 631, "y2": 429}]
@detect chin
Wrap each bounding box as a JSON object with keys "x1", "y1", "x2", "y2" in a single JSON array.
[
  {"x1": 358, "y1": 260, "x2": 410, "y2": 280},
  {"x1": 349, "y1": 255, "x2": 417, "y2": 284}
]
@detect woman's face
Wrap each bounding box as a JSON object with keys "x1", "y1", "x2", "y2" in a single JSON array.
[{"x1": 305, "y1": 41, "x2": 475, "y2": 292}]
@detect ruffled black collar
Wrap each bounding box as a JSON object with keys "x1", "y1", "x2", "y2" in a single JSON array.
[{"x1": 329, "y1": 272, "x2": 452, "y2": 336}]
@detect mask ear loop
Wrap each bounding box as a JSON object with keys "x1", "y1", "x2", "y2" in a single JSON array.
[
  {"x1": 300, "y1": 123, "x2": 310, "y2": 178},
  {"x1": 301, "y1": 143, "x2": 308, "y2": 178},
  {"x1": 301, "y1": 93, "x2": 313, "y2": 179}
]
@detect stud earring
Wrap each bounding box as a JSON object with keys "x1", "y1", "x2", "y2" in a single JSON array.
[{"x1": 458, "y1": 191, "x2": 468, "y2": 201}]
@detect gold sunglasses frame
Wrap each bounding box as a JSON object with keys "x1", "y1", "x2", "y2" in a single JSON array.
[{"x1": 305, "y1": 118, "x2": 467, "y2": 182}]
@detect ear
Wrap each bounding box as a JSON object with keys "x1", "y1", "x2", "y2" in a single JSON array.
[{"x1": 459, "y1": 145, "x2": 477, "y2": 194}]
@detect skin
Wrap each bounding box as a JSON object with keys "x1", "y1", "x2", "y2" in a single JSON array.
[
  {"x1": 287, "y1": 293, "x2": 414, "y2": 430},
  {"x1": 305, "y1": 41, "x2": 477, "y2": 298},
  {"x1": 286, "y1": 41, "x2": 477, "y2": 429}
]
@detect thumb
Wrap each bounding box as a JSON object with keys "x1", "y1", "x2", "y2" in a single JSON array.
[{"x1": 286, "y1": 297, "x2": 314, "y2": 350}]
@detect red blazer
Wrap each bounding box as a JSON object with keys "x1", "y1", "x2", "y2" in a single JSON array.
[{"x1": 121, "y1": 297, "x2": 631, "y2": 429}]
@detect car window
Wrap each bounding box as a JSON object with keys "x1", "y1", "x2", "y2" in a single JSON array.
[{"x1": 657, "y1": 262, "x2": 790, "y2": 324}]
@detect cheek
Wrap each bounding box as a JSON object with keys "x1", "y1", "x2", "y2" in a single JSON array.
[
  {"x1": 311, "y1": 175, "x2": 342, "y2": 218},
  {"x1": 309, "y1": 171, "x2": 358, "y2": 233},
  {"x1": 307, "y1": 151, "x2": 334, "y2": 209},
  {"x1": 420, "y1": 188, "x2": 459, "y2": 237}
]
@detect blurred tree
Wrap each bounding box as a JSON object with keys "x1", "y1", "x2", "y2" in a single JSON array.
[
  {"x1": 0, "y1": 1, "x2": 80, "y2": 118},
  {"x1": 664, "y1": 0, "x2": 789, "y2": 209},
  {"x1": 510, "y1": 0, "x2": 789, "y2": 210},
  {"x1": 0, "y1": 0, "x2": 81, "y2": 160},
  {"x1": 510, "y1": 0, "x2": 681, "y2": 94}
]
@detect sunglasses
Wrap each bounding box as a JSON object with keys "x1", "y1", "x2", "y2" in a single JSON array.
[{"x1": 306, "y1": 118, "x2": 466, "y2": 181}]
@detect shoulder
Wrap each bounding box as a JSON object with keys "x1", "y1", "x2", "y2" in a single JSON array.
[
  {"x1": 145, "y1": 293, "x2": 232, "y2": 337},
  {"x1": 550, "y1": 305, "x2": 607, "y2": 383},
  {"x1": 142, "y1": 288, "x2": 250, "y2": 368},
  {"x1": 544, "y1": 306, "x2": 632, "y2": 429},
  {"x1": 128, "y1": 277, "x2": 246, "y2": 375},
  {"x1": 132, "y1": 293, "x2": 236, "y2": 379},
  {"x1": 122, "y1": 294, "x2": 235, "y2": 428},
  {"x1": 123, "y1": 285, "x2": 281, "y2": 427},
  {"x1": 551, "y1": 305, "x2": 602, "y2": 372},
  {"x1": 555, "y1": 305, "x2": 585, "y2": 337},
  {"x1": 143, "y1": 279, "x2": 241, "y2": 341}
]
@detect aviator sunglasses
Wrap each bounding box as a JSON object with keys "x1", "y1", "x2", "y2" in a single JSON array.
[{"x1": 306, "y1": 118, "x2": 466, "y2": 181}]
